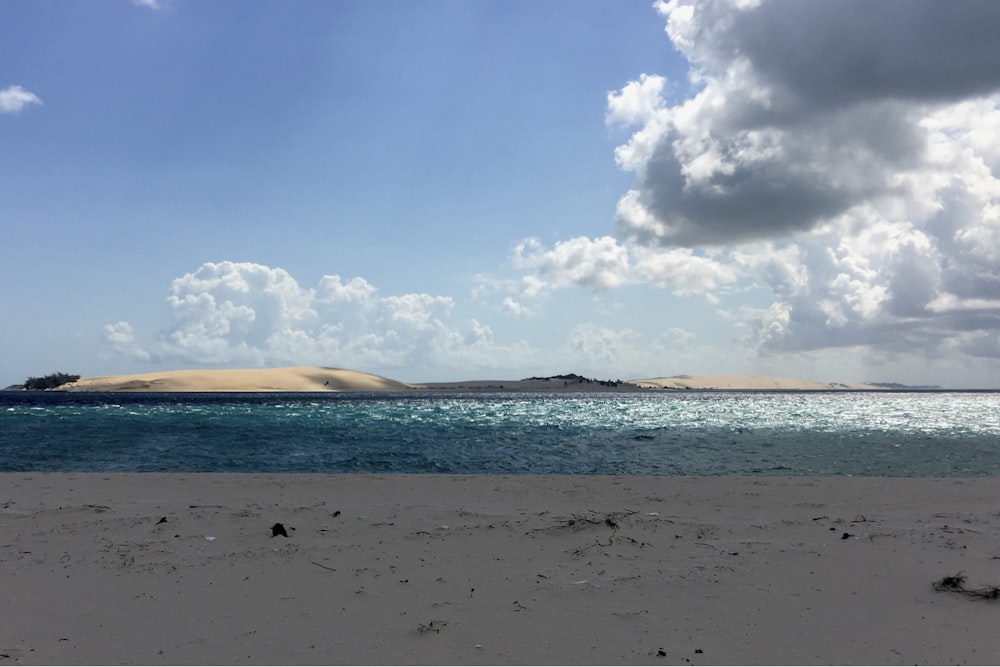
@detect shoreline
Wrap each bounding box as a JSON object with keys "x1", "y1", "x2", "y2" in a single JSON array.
[{"x1": 3, "y1": 473, "x2": 999, "y2": 664}]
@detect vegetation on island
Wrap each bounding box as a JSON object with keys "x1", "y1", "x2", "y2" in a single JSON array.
[
  {"x1": 23, "y1": 372, "x2": 81, "y2": 390},
  {"x1": 523, "y1": 373, "x2": 629, "y2": 388}
]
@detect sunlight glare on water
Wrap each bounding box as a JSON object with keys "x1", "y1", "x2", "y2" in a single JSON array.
[{"x1": 1, "y1": 391, "x2": 998, "y2": 475}]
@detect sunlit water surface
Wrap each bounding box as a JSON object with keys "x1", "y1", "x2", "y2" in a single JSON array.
[{"x1": 2, "y1": 391, "x2": 998, "y2": 475}]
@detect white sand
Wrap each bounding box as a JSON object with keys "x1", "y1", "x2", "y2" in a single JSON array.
[
  {"x1": 61, "y1": 366, "x2": 413, "y2": 392},
  {"x1": 3, "y1": 474, "x2": 999, "y2": 665}
]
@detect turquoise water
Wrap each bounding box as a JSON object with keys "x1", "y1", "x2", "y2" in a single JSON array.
[{"x1": 1, "y1": 391, "x2": 999, "y2": 475}]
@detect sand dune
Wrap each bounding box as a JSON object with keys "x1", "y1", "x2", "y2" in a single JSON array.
[
  {"x1": 631, "y1": 374, "x2": 879, "y2": 391},
  {"x1": 60, "y1": 366, "x2": 413, "y2": 392}
]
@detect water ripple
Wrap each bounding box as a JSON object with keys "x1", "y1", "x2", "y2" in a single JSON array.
[{"x1": 1, "y1": 391, "x2": 998, "y2": 475}]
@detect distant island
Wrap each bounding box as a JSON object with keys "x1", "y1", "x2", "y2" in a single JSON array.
[{"x1": 2, "y1": 367, "x2": 943, "y2": 392}]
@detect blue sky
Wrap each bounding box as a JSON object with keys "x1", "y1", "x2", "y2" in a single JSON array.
[{"x1": 4, "y1": 0, "x2": 1000, "y2": 388}]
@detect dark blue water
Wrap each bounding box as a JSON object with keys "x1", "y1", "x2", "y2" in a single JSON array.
[{"x1": 2, "y1": 391, "x2": 999, "y2": 475}]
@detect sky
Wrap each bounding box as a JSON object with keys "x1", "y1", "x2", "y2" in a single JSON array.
[{"x1": 3, "y1": 0, "x2": 1000, "y2": 388}]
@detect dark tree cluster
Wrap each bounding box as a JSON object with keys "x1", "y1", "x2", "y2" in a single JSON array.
[
  {"x1": 523, "y1": 373, "x2": 626, "y2": 387},
  {"x1": 23, "y1": 373, "x2": 81, "y2": 390}
]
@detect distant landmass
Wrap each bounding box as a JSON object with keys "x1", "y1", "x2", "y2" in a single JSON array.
[
  {"x1": 866, "y1": 381, "x2": 944, "y2": 391},
  {"x1": 2, "y1": 367, "x2": 945, "y2": 392},
  {"x1": 40, "y1": 367, "x2": 410, "y2": 392},
  {"x1": 631, "y1": 374, "x2": 880, "y2": 391}
]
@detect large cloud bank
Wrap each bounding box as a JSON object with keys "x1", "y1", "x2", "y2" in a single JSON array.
[
  {"x1": 105, "y1": 261, "x2": 531, "y2": 377},
  {"x1": 517, "y1": 0, "x2": 1000, "y2": 364}
]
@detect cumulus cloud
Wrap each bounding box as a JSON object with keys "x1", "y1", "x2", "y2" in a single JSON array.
[
  {"x1": 510, "y1": 235, "x2": 742, "y2": 303},
  {"x1": 610, "y1": 0, "x2": 1000, "y2": 247},
  {"x1": 601, "y1": 0, "x2": 1000, "y2": 363},
  {"x1": 0, "y1": 86, "x2": 42, "y2": 114},
  {"x1": 509, "y1": 0, "x2": 1000, "y2": 378},
  {"x1": 513, "y1": 236, "x2": 631, "y2": 293},
  {"x1": 501, "y1": 296, "x2": 534, "y2": 317},
  {"x1": 632, "y1": 247, "x2": 738, "y2": 299},
  {"x1": 102, "y1": 321, "x2": 153, "y2": 362},
  {"x1": 107, "y1": 261, "x2": 533, "y2": 377}
]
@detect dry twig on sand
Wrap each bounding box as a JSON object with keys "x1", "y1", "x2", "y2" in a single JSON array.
[
  {"x1": 417, "y1": 620, "x2": 447, "y2": 634},
  {"x1": 533, "y1": 509, "x2": 638, "y2": 534},
  {"x1": 933, "y1": 572, "x2": 1000, "y2": 600}
]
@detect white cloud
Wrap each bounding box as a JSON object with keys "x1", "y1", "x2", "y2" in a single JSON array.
[
  {"x1": 316, "y1": 275, "x2": 377, "y2": 305},
  {"x1": 131, "y1": 0, "x2": 161, "y2": 9},
  {"x1": 632, "y1": 246, "x2": 737, "y2": 297},
  {"x1": 509, "y1": 233, "x2": 743, "y2": 305},
  {"x1": 504, "y1": 0, "x2": 1000, "y2": 381},
  {"x1": 611, "y1": 0, "x2": 1000, "y2": 247},
  {"x1": 501, "y1": 296, "x2": 534, "y2": 317},
  {"x1": 0, "y1": 86, "x2": 42, "y2": 114},
  {"x1": 606, "y1": 73, "x2": 667, "y2": 129},
  {"x1": 381, "y1": 293, "x2": 453, "y2": 329},
  {"x1": 513, "y1": 236, "x2": 631, "y2": 293},
  {"x1": 105, "y1": 261, "x2": 534, "y2": 379},
  {"x1": 657, "y1": 327, "x2": 695, "y2": 349},
  {"x1": 594, "y1": 0, "x2": 1000, "y2": 366},
  {"x1": 102, "y1": 321, "x2": 152, "y2": 362}
]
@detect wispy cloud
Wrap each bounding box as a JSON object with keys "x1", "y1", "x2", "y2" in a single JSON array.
[{"x1": 0, "y1": 85, "x2": 42, "y2": 114}]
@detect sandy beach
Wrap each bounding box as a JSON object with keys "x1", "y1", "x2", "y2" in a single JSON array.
[{"x1": 3, "y1": 474, "x2": 1000, "y2": 665}]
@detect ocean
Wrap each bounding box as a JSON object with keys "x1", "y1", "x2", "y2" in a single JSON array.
[{"x1": 1, "y1": 391, "x2": 998, "y2": 476}]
